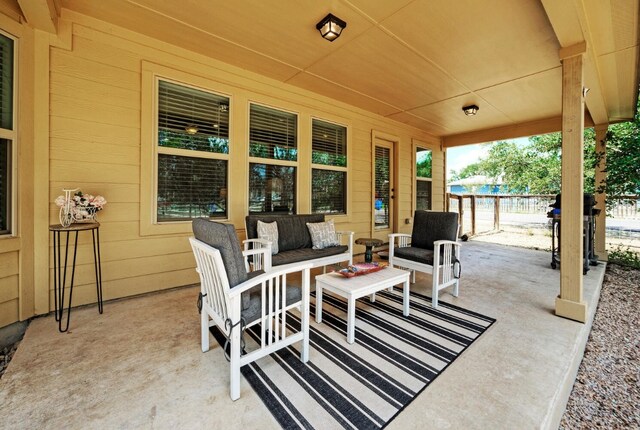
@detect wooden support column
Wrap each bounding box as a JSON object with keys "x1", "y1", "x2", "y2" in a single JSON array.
[
  {"x1": 594, "y1": 124, "x2": 608, "y2": 261},
  {"x1": 555, "y1": 44, "x2": 587, "y2": 323}
]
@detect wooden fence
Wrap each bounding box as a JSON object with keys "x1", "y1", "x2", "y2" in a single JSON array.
[{"x1": 446, "y1": 193, "x2": 639, "y2": 237}]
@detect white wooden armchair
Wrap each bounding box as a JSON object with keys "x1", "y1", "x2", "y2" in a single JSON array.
[
  {"x1": 190, "y1": 219, "x2": 311, "y2": 401},
  {"x1": 389, "y1": 211, "x2": 461, "y2": 309}
]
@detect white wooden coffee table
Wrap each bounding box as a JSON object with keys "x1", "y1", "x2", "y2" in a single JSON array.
[{"x1": 315, "y1": 267, "x2": 411, "y2": 344}]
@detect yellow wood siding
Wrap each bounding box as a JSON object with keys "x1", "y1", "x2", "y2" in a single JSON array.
[
  {"x1": 0, "y1": 10, "x2": 445, "y2": 327},
  {"x1": 0, "y1": 252, "x2": 19, "y2": 327}
]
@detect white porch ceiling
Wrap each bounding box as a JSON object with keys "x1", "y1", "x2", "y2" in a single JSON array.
[{"x1": 45, "y1": 0, "x2": 640, "y2": 140}]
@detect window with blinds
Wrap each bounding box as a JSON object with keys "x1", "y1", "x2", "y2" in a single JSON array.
[
  {"x1": 312, "y1": 119, "x2": 346, "y2": 167},
  {"x1": 311, "y1": 119, "x2": 347, "y2": 214},
  {"x1": 157, "y1": 155, "x2": 227, "y2": 221},
  {"x1": 0, "y1": 32, "x2": 14, "y2": 235},
  {"x1": 0, "y1": 139, "x2": 10, "y2": 233},
  {"x1": 312, "y1": 170, "x2": 346, "y2": 214},
  {"x1": 249, "y1": 104, "x2": 297, "y2": 161},
  {"x1": 158, "y1": 80, "x2": 229, "y2": 154},
  {"x1": 416, "y1": 148, "x2": 432, "y2": 210},
  {"x1": 155, "y1": 79, "x2": 230, "y2": 222},
  {"x1": 248, "y1": 163, "x2": 296, "y2": 214}
]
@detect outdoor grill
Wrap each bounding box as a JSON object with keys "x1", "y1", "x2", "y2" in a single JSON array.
[{"x1": 547, "y1": 193, "x2": 600, "y2": 274}]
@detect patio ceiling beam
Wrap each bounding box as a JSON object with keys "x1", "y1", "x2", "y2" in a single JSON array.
[
  {"x1": 441, "y1": 114, "x2": 595, "y2": 148},
  {"x1": 17, "y1": 0, "x2": 58, "y2": 34},
  {"x1": 556, "y1": 43, "x2": 587, "y2": 323},
  {"x1": 541, "y1": 0, "x2": 609, "y2": 125}
]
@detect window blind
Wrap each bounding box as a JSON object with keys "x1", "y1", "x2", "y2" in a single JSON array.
[
  {"x1": 416, "y1": 180, "x2": 432, "y2": 211},
  {"x1": 0, "y1": 33, "x2": 13, "y2": 130},
  {"x1": 249, "y1": 104, "x2": 297, "y2": 160},
  {"x1": 0, "y1": 139, "x2": 10, "y2": 233},
  {"x1": 312, "y1": 119, "x2": 346, "y2": 167},
  {"x1": 375, "y1": 146, "x2": 391, "y2": 228},
  {"x1": 157, "y1": 154, "x2": 227, "y2": 221},
  {"x1": 158, "y1": 80, "x2": 229, "y2": 154},
  {"x1": 312, "y1": 169, "x2": 346, "y2": 214},
  {"x1": 248, "y1": 163, "x2": 296, "y2": 214}
]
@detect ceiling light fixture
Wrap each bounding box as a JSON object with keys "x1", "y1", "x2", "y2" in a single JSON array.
[
  {"x1": 316, "y1": 13, "x2": 347, "y2": 42},
  {"x1": 184, "y1": 124, "x2": 199, "y2": 135},
  {"x1": 462, "y1": 104, "x2": 479, "y2": 116}
]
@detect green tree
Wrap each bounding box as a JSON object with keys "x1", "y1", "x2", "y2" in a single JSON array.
[{"x1": 597, "y1": 101, "x2": 640, "y2": 201}]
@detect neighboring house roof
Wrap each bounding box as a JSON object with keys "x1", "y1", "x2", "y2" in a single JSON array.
[{"x1": 447, "y1": 175, "x2": 503, "y2": 187}]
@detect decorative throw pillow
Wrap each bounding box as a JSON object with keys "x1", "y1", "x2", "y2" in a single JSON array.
[
  {"x1": 306, "y1": 219, "x2": 340, "y2": 250},
  {"x1": 257, "y1": 220, "x2": 279, "y2": 254}
]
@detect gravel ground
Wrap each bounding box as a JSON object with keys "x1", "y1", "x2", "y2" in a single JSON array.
[
  {"x1": 0, "y1": 341, "x2": 20, "y2": 380},
  {"x1": 559, "y1": 264, "x2": 640, "y2": 429}
]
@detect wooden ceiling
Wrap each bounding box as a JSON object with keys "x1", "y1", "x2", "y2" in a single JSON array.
[{"x1": 20, "y1": 0, "x2": 640, "y2": 141}]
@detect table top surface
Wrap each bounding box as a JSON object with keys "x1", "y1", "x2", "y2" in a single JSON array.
[
  {"x1": 49, "y1": 222, "x2": 100, "y2": 231},
  {"x1": 316, "y1": 266, "x2": 409, "y2": 290},
  {"x1": 354, "y1": 237, "x2": 384, "y2": 246}
]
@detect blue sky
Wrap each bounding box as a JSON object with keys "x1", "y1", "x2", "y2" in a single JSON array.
[{"x1": 446, "y1": 137, "x2": 529, "y2": 180}]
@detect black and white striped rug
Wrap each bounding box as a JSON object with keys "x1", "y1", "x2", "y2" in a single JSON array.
[{"x1": 211, "y1": 288, "x2": 495, "y2": 429}]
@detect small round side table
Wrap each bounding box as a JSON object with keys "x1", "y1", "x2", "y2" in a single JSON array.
[
  {"x1": 50, "y1": 222, "x2": 104, "y2": 332},
  {"x1": 355, "y1": 237, "x2": 383, "y2": 263}
]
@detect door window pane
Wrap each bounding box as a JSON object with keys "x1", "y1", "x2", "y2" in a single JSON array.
[
  {"x1": 416, "y1": 180, "x2": 432, "y2": 211},
  {"x1": 375, "y1": 146, "x2": 391, "y2": 228}
]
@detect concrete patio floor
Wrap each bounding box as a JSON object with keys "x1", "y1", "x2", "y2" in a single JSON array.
[{"x1": 0, "y1": 241, "x2": 604, "y2": 429}]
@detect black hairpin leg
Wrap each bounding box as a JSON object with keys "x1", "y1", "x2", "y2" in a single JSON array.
[
  {"x1": 53, "y1": 231, "x2": 79, "y2": 332},
  {"x1": 92, "y1": 228, "x2": 103, "y2": 314}
]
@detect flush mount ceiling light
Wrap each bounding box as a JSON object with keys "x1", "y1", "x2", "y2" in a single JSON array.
[
  {"x1": 462, "y1": 104, "x2": 479, "y2": 116},
  {"x1": 184, "y1": 124, "x2": 199, "y2": 135},
  {"x1": 316, "y1": 13, "x2": 347, "y2": 42}
]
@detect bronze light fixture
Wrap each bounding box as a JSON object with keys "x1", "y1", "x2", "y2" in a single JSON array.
[
  {"x1": 462, "y1": 104, "x2": 479, "y2": 116},
  {"x1": 316, "y1": 13, "x2": 347, "y2": 42},
  {"x1": 184, "y1": 124, "x2": 199, "y2": 135}
]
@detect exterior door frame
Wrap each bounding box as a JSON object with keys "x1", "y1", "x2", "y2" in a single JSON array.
[{"x1": 371, "y1": 130, "x2": 399, "y2": 238}]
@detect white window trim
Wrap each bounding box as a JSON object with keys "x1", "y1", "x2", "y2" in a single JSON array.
[
  {"x1": 310, "y1": 117, "x2": 349, "y2": 217},
  {"x1": 247, "y1": 101, "x2": 299, "y2": 214},
  {"x1": 140, "y1": 62, "x2": 234, "y2": 236},
  {"x1": 413, "y1": 141, "x2": 434, "y2": 213}
]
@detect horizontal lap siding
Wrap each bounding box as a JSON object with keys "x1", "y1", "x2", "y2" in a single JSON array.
[
  {"x1": 43, "y1": 16, "x2": 443, "y2": 311},
  {"x1": 0, "y1": 252, "x2": 19, "y2": 327},
  {"x1": 49, "y1": 30, "x2": 197, "y2": 310}
]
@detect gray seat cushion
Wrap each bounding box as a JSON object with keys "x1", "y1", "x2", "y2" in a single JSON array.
[
  {"x1": 411, "y1": 211, "x2": 458, "y2": 250},
  {"x1": 272, "y1": 245, "x2": 348, "y2": 266},
  {"x1": 394, "y1": 246, "x2": 434, "y2": 266},
  {"x1": 192, "y1": 219, "x2": 248, "y2": 288},
  {"x1": 246, "y1": 214, "x2": 325, "y2": 252},
  {"x1": 241, "y1": 285, "x2": 302, "y2": 325}
]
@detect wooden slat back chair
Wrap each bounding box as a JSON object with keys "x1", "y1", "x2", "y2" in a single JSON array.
[
  {"x1": 389, "y1": 211, "x2": 461, "y2": 308},
  {"x1": 191, "y1": 219, "x2": 312, "y2": 401}
]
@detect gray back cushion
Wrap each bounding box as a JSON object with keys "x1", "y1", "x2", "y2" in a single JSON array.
[
  {"x1": 411, "y1": 211, "x2": 458, "y2": 250},
  {"x1": 245, "y1": 214, "x2": 325, "y2": 252},
  {"x1": 192, "y1": 219, "x2": 248, "y2": 288}
]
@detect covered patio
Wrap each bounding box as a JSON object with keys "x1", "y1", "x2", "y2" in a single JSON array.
[
  {"x1": 0, "y1": 242, "x2": 606, "y2": 428},
  {"x1": 0, "y1": 0, "x2": 638, "y2": 428}
]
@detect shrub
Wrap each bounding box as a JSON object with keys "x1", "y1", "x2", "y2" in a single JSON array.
[{"x1": 607, "y1": 245, "x2": 640, "y2": 269}]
